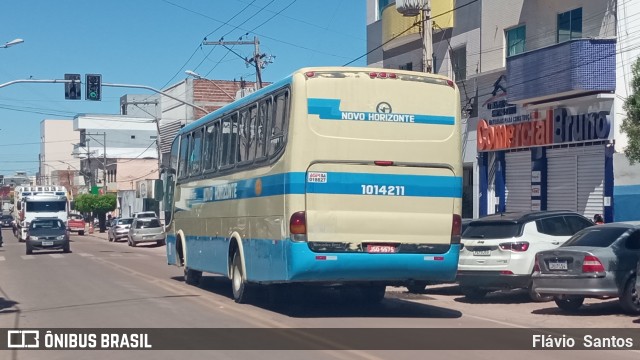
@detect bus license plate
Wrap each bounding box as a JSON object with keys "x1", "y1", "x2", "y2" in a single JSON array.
[
  {"x1": 42, "y1": 241, "x2": 54, "y2": 246},
  {"x1": 367, "y1": 245, "x2": 397, "y2": 253},
  {"x1": 473, "y1": 250, "x2": 491, "y2": 256},
  {"x1": 549, "y1": 261, "x2": 568, "y2": 270}
]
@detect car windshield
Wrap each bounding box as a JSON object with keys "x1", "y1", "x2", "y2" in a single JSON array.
[
  {"x1": 1, "y1": 215, "x2": 12, "y2": 220},
  {"x1": 137, "y1": 213, "x2": 156, "y2": 218},
  {"x1": 562, "y1": 227, "x2": 630, "y2": 248},
  {"x1": 136, "y1": 219, "x2": 161, "y2": 228},
  {"x1": 30, "y1": 219, "x2": 65, "y2": 230},
  {"x1": 119, "y1": 218, "x2": 134, "y2": 225},
  {"x1": 463, "y1": 221, "x2": 521, "y2": 239}
]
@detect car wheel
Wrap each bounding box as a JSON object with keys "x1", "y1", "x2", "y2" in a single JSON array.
[
  {"x1": 528, "y1": 282, "x2": 553, "y2": 302},
  {"x1": 108, "y1": 234, "x2": 113, "y2": 242},
  {"x1": 460, "y1": 287, "x2": 489, "y2": 300},
  {"x1": 619, "y1": 276, "x2": 640, "y2": 315},
  {"x1": 26, "y1": 244, "x2": 33, "y2": 255},
  {"x1": 406, "y1": 283, "x2": 428, "y2": 294},
  {"x1": 63, "y1": 243, "x2": 71, "y2": 253},
  {"x1": 231, "y1": 252, "x2": 253, "y2": 303},
  {"x1": 554, "y1": 296, "x2": 584, "y2": 311},
  {"x1": 79, "y1": 231, "x2": 84, "y2": 236},
  {"x1": 157, "y1": 240, "x2": 166, "y2": 246},
  {"x1": 184, "y1": 267, "x2": 202, "y2": 286}
]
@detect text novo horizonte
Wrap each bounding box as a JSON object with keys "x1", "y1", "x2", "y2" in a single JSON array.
[{"x1": 342, "y1": 112, "x2": 415, "y2": 123}]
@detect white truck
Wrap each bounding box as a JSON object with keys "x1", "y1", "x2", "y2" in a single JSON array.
[{"x1": 13, "y1": 186, "x2": 69, "y2": 242}]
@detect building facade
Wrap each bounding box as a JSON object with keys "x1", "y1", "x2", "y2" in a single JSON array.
[
  {"x1": 367, "y1": 0, "x2": 640, "y2": 221},
  {"x1": 38, "y1": 119, "x2": 80, "y2": 188}
]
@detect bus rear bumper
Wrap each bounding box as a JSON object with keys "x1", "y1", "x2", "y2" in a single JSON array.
[{"x1": 286, "y1": 242, "x2": 460, "y2": 284}]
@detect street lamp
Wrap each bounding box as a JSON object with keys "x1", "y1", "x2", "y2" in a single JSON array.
[{"x1": 1, "y1": 38, "x2": 24, "y2": 49}]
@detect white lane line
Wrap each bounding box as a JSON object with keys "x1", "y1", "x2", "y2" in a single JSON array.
[
  {"x1": 0, "y1": 256, "x2": 5, "y2": 261},
  {"x1": 49, "y1": 254, "x2": 65, "y2": 259},
  {"x1": 78, "y1": 253, "x2": 94, "y2": 257},
  {"x1": 109, "y1": 254, "x2": 123, "y2": 257},
  {"x1": 21, "y1": 255, "x2": 35, "y2": 260}
]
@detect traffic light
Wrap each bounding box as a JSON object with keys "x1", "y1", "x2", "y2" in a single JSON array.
[
  {"x1": 85, "y1": 74, "x2": 102, "y2": 101},
  {"x1": 64, "y1": 74, "x2": 81, "y2": 100}
]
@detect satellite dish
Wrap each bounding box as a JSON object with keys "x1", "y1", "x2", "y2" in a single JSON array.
[{"x1": 396, "y1": 0, "x2": 427, "y2": 17}]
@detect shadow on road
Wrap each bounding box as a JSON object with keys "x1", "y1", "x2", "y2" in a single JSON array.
[
  {"x1": 0, "y1": 297, "x2": 19, "y2": 314},
  {"x1": 171, "y1": 275, "x2": 463, "y2": 319},
  {"x1": 531, "y1": 299, "x2": 632, "y2": 317},
  {"x1": 453, "y1": 289, "x2": 535, "y2": 305}
]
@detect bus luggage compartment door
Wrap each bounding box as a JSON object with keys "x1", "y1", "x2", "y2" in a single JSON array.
[{"x1": 304, "y1": 163, "x2": 460, "y2": 248}]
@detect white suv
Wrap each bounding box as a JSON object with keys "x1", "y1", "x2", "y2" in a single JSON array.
[
  {"x1": 457, "y1": 211, "x2": 593, "y2": 301},
  {"x1": 133, "y1": 211, "x2": 157, "y2": 219}
]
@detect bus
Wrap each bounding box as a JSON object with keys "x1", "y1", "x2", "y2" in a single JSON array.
[{"x1": 162, "y1": 67, "x2": 463, "y2": 303}]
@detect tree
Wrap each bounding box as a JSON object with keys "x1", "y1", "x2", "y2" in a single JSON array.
[
  {"x1": 73, "y1": 193, "x2": 117, "y2": 233},
  {"x1": 622, "y1": 57, "x2": 640, "y2": 164}
]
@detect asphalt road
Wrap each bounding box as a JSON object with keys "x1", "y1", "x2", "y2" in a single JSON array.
[{"x1": 0, "y1": 227, "x2": 638, "y2": 359}]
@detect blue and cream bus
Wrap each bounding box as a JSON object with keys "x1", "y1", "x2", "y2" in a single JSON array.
[{"x1": 162, "y1": 67, "x2": 463, "y2": 303}]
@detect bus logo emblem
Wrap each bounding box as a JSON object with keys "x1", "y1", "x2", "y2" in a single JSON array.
[{"x1": 376, "y1": 102, "x2": 392, "y2": 113}]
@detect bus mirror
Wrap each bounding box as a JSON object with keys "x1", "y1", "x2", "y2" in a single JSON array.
[{"x1": 154, "y1": 180, "x2": 164, "y2": 201}]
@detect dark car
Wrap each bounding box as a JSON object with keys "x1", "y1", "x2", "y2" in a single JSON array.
[
  {"x1": 0, "y1": 214, "x2": 13, "y2": 228},
  {"x1": 26, "y1": 217, "x2": 70, "y2": 254},
  {"x1": 533, "y1": 221, "x2": 640, "y2": 314}
]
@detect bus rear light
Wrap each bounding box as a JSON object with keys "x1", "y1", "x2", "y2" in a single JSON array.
[
  {"x1": 369, "y1": 72, "x2": 398, "y2": 79},
  {"x1": 451, "y1": 214, "x2": 462, "y2": 244},
  {"x1": 374, "y1": 160, "x2": 394, "y2": 166},
  {"x1": 305, "y1": 71, "x2": 315, "y2": 78},
  {"x1": 290, "y1": 211, "x2": 307, "y2": 241},
  {"x1": 582, "y1": 255, "x2": 605, "y2": 273},
  {"x1": 446, "y1": 79, "x2": 455, "y2": 88},
  {"x1": 500, "y1": 270, "x2": 514, "y2": 275}
]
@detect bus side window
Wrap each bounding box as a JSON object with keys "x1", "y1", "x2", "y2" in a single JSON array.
[
  {"x1": 203, "y1": 121, "x2": 220, "y2": 172},
  {"x1": 269, "y1": 91, "x2": 289, "y2": 157},
  {"x1": 221, "y1": 114, "x2": 239, "y2": 168},
  {"x1": 239, "y1": 109, "x2": 250, "y2": 163},
  {"x1": 256, "y1": 98, "x2": 271, "y2": 160},
  {"x1": 178, "y1": 134, "x2": 190, "y2": 179},
  {"x1": 188, "y1": 128, "x2": 203, "y2": 176}
]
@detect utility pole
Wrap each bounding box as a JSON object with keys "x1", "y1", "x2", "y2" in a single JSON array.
[
  {"x1": 422, "y1": 0, "x2": 433, "y2": 73},
  {"x1": 87, "y1": 132, "x2": 107, "y2": 193},
  {"x1": 202, "y1": 36, "x2": 266, "y2": 89}
]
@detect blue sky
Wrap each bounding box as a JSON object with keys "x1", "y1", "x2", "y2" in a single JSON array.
[{"x1": 0, "y1": 0, "x2": 366, "y2": 176}]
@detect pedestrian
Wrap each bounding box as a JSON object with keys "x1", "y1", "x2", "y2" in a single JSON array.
[{"x1": 593, "y1": 214, "x2": 604, "y2": 225}]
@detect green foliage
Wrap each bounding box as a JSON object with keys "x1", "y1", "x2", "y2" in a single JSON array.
[
  {"x1": 622, "y1": 58, "x2": 640, "y2": 164},
  {"x1": 73, "y1": 193, "x2": 117, "y2": 214}
]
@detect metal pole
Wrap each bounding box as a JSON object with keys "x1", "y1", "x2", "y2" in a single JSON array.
[
  {"x1": 103, "y1": 132, "x2": 107, "y2": 193},
  {"x1": 254, "y1": 36, "x2": 263, "y2": 89},
  {"x1": 423, "y1": 0, "x2": 433, "y2": 73}
]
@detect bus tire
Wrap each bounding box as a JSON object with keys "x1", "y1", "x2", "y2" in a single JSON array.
[
  {"x1": 231, "y1": 252, "x2": 252, "y2": 303},
  {"x1": 184, "y1": 267, "x2": 202, "y2": 286}
]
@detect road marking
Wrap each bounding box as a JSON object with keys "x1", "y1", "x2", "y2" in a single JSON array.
[
  {"x1": 78, "y1": 253, "x2": 94, "y2": 257},
  {"x1": 109, "y1": 254, "x2": 123, "y2": 257},
  {"x1": 49, "y1": 254, "x2": 65, "y2": 259},
  {"x1": 0, "y1": 256, "x2": 5, "y2": 261},
  {"x1": 21, "y1": 255, "x2": 35, "y2": 260}
]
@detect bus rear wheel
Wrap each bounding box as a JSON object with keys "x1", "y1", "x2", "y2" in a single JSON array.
[{"x1": 231, "y1": 252, "x2": 253, "y2": 303}]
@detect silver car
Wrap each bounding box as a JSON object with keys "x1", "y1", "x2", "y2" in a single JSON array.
[
  {"x1": 532, "y1": 222, "x2": 640, "y2": 314},
  {"x1": 128, "y1": 218, "x2": 165, "y2": 247},
  {"x1": 107, "y1": 217, "x2": 134, "y2": 242}
]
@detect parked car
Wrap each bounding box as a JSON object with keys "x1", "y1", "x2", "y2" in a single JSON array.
[
  {"x1": 457, "y1": 211, "x2": 594, "y2": 301},
  {"x1": 0, "y1": 214, "x2": 13, "y2": 228},
  {"x1": 26, "y1": 217, "x2": 70, "y2": 254},
  {"x1": 67, "y1": 213, "x2": 86, "y2": 235},
  {"x1": 133, "y1": 211, "x2": 157, "y2": 219},
  {"x1": 128, "y1": 217, "x2": 165, "y2": 247},
  {"x1": 108, "y1": 217, "x2": 134, "y2": 242},
  {"x1": 532, "y1": 221, "x2": 640, "y2": 314}
]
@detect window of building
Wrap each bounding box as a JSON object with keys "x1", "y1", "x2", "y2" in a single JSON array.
[
  {"x1": 399, "y1": 62, "x2": 413, "y2": 71},
  {"x1": 506, "y1": 25, "x2": 526, "y2": 56},
  {"x1": 557, "y1": 8, "x2": 582, "y2": 43},
  {"x1": 451, "y1": 46, "x2": 466, "y2": 81},
  {"x1": 377, "y1": 0, "x2": 392, "y2": 20}
]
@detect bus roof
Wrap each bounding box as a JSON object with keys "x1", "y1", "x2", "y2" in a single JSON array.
[{"x1": 178, "y1": 66, "x2": 455, "y2": 135}]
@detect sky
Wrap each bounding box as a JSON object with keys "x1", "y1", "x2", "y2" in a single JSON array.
[{"x1": 0, "y1": 0, "x2": 367, "y2": 176}]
